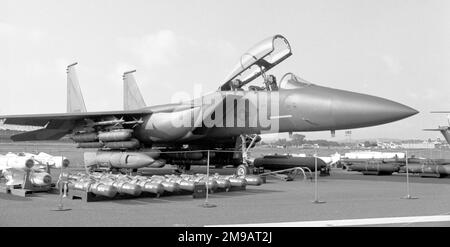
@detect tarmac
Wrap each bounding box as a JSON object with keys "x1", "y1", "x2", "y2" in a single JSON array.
[{"x1": 1, "y1": 167, "x2": 449, "y2": 227}]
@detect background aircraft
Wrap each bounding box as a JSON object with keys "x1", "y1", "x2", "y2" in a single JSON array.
[{"x1": 424, "y1": 112, "x2": 450, "y2": 144}]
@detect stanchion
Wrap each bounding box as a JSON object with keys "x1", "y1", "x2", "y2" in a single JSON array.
[
  {"x1": 201, "y1": 150, "x2": 216, "y2": 208},
  {"x1": 312, "y1": 155, "x2": 325, "y2": 204},
  {"x1": 402, "y1": 150, "x2": 418, "y2": 200},
  {"x1": 51, "y1": 156, "x2": 72, "y2": 211}
]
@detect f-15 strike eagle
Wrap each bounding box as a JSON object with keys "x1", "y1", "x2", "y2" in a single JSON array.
[{"x1": 0, "y1": 35, "x2": 418, "y2": 175}]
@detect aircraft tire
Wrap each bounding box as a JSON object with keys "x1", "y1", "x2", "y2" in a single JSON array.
[{"x1": 235, "y1": 164, "x2": 249, "y2": 176}]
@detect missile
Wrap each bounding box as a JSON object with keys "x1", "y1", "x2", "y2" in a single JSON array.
[
  {"x1": 89, "y1": 182, "x2": 118, "y2": 198},
  {"x1": 78, "y1": 142, "x2": 104, "y2": 148},
  {"x1": 135, "y1": 180, "x2": 165, "y2": 195},
  {"x1": 71, "y1": 132, "x2": 98, "y2": 142},
  {"x1": 101, "y1": 180, "x2": 142, "y2": 196},
  {"x1": 214, "y1": 178, "x2": 232, "y2": 191},
  {"x1": 176, "y1": 180, "x2": 196, "y2": 192},
  {"x1": 242, "y1": 175, "x2": 263, "y2": 186},
  {"x1": 212, "y1": 175, "x2": 247, "y2": 187},
  {"x1": 227, "y1": 177, "x2": 247, "y2": 187},
  {"x1": 0, "y1": 154, "x2": 34, "y2": 170},
  {"x1": 159, "y1": 181, "x2": 180, "y2": 192},
  {"x1": 205, "y1": 179, "x2": 218, "y2": 192},
  {"x1": 347, "y1": 162, "x2": 400, "y2": 175},
  {"x1": 91, "y1": 119, "x2": 125, "y2": 126},
  {"x1": 399, "y1": 159, "x2": 450, "y2": 177},
  {"x1": 29, "y1": 172, "x2": 52, "y2": 186},
  {"x1": 84, "y1": 151, "x2": 159, "y2": 169},
  {"x1": 71, "y1": 180, "x2": 93, "y2": 191},
  {"x1": 1, "y1": 166, "x2": 51, "y2": 186},
  {"x1": 103, "y1": 138, "x2": 140, "y2": 149},
  {"x1": 98, "y1": 129, "x2": 133, "y2": 142},
  {"x1": 149, "y1": 176, "x2": 180, "y2": 192},
  {"x1": 33, "y1": 152, "x2": 70, "y2": 168}
]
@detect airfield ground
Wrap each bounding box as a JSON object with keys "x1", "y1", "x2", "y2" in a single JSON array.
[{"x1": 0, "y1": 143, "x2": 449, "y2": 227}]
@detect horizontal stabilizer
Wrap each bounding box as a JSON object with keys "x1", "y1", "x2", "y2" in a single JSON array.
[{"x1": 11, "y1": 128, "x2": 71, "y2": 141}]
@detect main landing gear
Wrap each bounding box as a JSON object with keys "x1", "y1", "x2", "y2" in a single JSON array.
[{"x1": 234, "y1": 134, "x2": 259, "y2": 176}]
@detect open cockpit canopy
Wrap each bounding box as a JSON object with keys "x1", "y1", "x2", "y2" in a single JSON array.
[
  {"x1": 219, "y1": 35, "x2": 292, "y2": 90},
  {"x1": 279, "y1": 72, "x2": 314, "y2": 89}
]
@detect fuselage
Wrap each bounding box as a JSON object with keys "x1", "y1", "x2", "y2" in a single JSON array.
[{"x1": 134, "y1": 84, "x2": 417, "y2": 146}]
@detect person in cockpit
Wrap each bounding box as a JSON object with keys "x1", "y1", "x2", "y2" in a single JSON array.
[
  {"x1": 231, "y1": 79, "x2": 243, "y2": 91},
  {"x1": 264, "y1": 74, "x2": 278, "y2": 91}
]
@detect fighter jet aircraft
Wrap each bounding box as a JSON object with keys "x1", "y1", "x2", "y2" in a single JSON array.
[{"x1": 0, "y1": 35, "x2": 418, "y2": 175}]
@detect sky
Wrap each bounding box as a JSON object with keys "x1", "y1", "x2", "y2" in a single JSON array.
[{"x1": 1, "y1": 0, "x2": 449, "y2": 141}]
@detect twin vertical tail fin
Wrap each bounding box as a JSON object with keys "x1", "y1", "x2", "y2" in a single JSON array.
[
  {"x1": 440, "y1": 129, "x2": 450, "y2": 144},
  {"x1": 123, "y1": 70, "x2": 146, "y2": 110},
  {"x1": 66, "y1": 62, "x2": 87, "y2": 113},
  {"x1": 67, "y1": 65, "x2": 146, "y2": 112}
]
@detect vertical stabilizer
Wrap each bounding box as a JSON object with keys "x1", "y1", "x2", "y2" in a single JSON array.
[
  {"x1": 123, "y1": 70, "x2": 146, "y2": 110},
  {"x1": 66, "y1": 62, "x2": 87, "y2": 113},
  {"x1": 439, "y1": 128, "x2": 450, "y2": 144}
]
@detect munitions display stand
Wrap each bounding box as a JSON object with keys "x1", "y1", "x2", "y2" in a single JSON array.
[
  {"x1": 228, "y1": 185, "x2": 246, "y2": 191},
  {"x1": 68, "y1": 188, "x2": 159, "y2": 202}
]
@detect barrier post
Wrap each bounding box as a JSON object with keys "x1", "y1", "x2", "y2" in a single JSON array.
[
  {"x1": 402, "y1": 150, "x2": 418, "y2": 200},
  {"x1": 312, "y1": 154, "x2": 325, "y2": 204},
  {"x1": 201, "y1": 150, "x2": 216, "y2": 208}
]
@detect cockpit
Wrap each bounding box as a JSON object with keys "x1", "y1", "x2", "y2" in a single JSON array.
[{"x1": 219, "y1": 35, "x2": 292, "y2": 92}]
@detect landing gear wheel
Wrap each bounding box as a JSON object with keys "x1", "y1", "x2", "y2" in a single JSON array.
[{"x1": 235, "y1": 164, "x2": 249, "y2": 176}]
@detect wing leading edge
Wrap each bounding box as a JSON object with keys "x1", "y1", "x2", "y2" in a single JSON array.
[{"x1": 0, "y1": 110, "x2": 151, "y2": 141}]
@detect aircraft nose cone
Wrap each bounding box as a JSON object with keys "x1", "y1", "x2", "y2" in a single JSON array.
[{"x1": 331, "y1": 90, "x2": 419, "y2": 128}]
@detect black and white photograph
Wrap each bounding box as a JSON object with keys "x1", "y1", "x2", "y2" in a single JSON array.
[{"x1": 1, "y1": 0, "x2": 449, "y2": 232}]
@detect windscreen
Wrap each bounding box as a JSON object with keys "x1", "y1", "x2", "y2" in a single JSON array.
[{"x1": 279, "y1": 73, "x2": 314, "y2": 89}]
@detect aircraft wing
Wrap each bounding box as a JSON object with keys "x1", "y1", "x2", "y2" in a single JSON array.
[
  {"x1": 1, "y1": 110, "x2": 150, "y2": 126},
  {"x1": 0, "y1": 110, "x2": 151, "y2": 141}
]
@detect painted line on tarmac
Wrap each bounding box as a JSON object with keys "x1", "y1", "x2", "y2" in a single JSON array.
[{"x1": 206, "y1": 215, "x2": 450, "y2": 227}]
